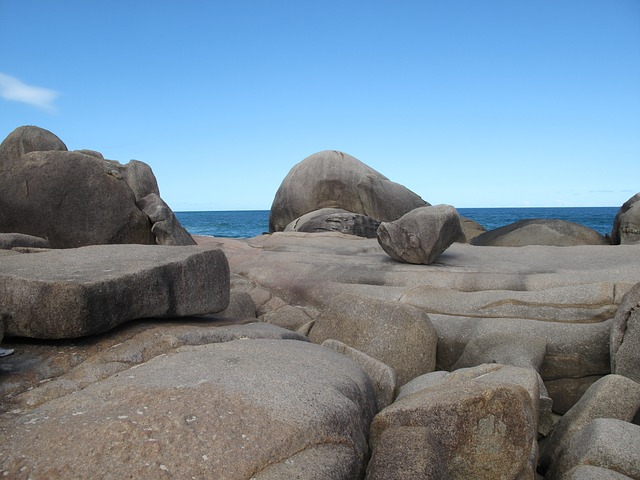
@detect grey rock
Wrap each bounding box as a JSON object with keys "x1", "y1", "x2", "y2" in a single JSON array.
[
  {"x1": 0, "y1": 339, "x2": 377, "y2": 479},
  {"x1": 137, "y1": 193, "x2": 196, "y2": 246},
  {"x1": 377, "y1": 205, "x2": 464, "y2": 264},
  {"x1": 0, "y1": 126, "x2": 157, "y2": 247},
  {"x1": 284, "y1": 207, "x2": 381, "y2": 238},
  {"x1": 539, "y1": 374, "x2": 640, "y2": 473},
  {"x1": 471, "y1": 218, "x2": 609, "y2": 246},
  {"x1": 370, "y1": 380, "x2": 537, "y2": 480},
  {"x1": 611, "y1": 192, "x2": 640, "y2": 245},
  {"x1": 2, "y1": 321, "x2": 306, "y2": 409},
  {"x1": 214, "y1": 234, "x2": 640, "y2": 412},
  {"x1": 398, "y1": 364, "x2": 550, "y2": 439},
  {"x1": 308, "y1": 291, "x2": 437, "y2": 385},
  {"x1": 458, "y1": 215, "x2": 486, "y2": 243},
  {"x1": 209, "y1": 291, "x2": 257, "y2": 320},
  {"x1": 564, "y1": 465, "x2": 635, "y2": 480},
  {"x1": 322, "y1": 339, "x2": 397, "y2": 411},
  {"x1": 269, "y1": 150, "x2": 428, "y2": 232},
  {"x1": 611, "y1": 282, "x2": 640, "y2": 383},
  {"x1": 0, "y1": 124, "x2": 67, "y2": 162},
  {"x1": 0, "y1": 233, "x2": 49, "y2": 250},
  {"x1": 0, "y1": 244, "x2": 230, "y2": 339},
  {"x1": 366, "y1": 426, "x2": 450, "y2": 480},
  {"x1": 546, "y1": 419, "x2": 640, "y2": 480},
  {"x1": 451, "y1": 331, "x2": 547, "y2": 371}
]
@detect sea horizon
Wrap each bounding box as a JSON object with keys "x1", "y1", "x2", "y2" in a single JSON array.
[{"x1": 175, "y1": 206, "x2": 620, "y2": 239}]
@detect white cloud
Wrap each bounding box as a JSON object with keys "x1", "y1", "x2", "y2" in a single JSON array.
[{"x1": 0, "y1": 72, "x2": 59, "y2": 112}]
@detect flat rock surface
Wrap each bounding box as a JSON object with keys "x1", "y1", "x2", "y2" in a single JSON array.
[
  {"x1": 199, "y1": 233, "x2": 640, "y2": 408},
  {"x1": 0, "y1": 244, "x2": 230, "y2": 339}
]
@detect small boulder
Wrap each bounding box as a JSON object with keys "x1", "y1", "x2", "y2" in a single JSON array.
[
  {"x1": 284, "y1": 208, "x2": 380, "y2": 238},
  {"x1": 376, "y1": 205, "x2": 463, "y2": 264},
  {"x1": 269, "y1": 150, "x2": 428, "y2": 232},
  {"x1": 0, "y1": 244, "x2": 230, "y2": 339},
  {"x1": 0, "y1": 233, "x2": 49, "y2": 250},
  {"x1": 546, "y1": 419, "x2": 640, "y2": 480},
  {"x1": 611, "y1": 192, "x2": 640, "y2": 245},
  {"x1": 471, "y1": 218, "x2": 609, "y2": 246},
  {"x1": 539, "y1": 374, "x2": 640, "y2": 473},
  {"x1": 137, "y1": 193, "x2": 196, "y2": 246},
  {"x1": 308, "y1": 292, "x2": 437, "y2": 385},
  {"x1": 611, "y1": 282, "x2": 640, "y2": 383},
  {"x1": 369, "y1": 379, "x2": 537, "y2": 480}
]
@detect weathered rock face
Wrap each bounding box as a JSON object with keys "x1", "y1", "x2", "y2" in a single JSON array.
[
  {"x1": 0, "y1": 126, "x2": 191, "y2": 248},
  {"x1": 545, "y1": 418, "x2": 640, "y2": 480},
  {"x1": 269, "y1": 150, "x2": 428, "y2": 232},
  {"x1": 0, "y1": 244, "x2": 230, "y2": 339},
  {"x1": 284, "y1": 208, "x2": 381, "y2": 238},
  {"x1": 0, "y1": 338, "x2": 377, "y2": 479},
  {"x1": 611, "y1": 282, "x2": 640, "y2": 383},
  {"x1": 376, "y1": 205, "x2": 464, "y2": 264},
  {"x1": 611, "y1": 192, "x2": 640, "y2": 245},
  {"x1": 471, "y1": 218, "x2": 609, "y2": 246},
  {"x1": 308, "y1": 290, "x2": 438, "y2": 386},
  {"x1": 369, "y1": 378, "x2": 537, "y2": 479},
  {"x1": 137, "y1": 193, "x2": 196, "y2": 246},
  {"x1": 539, "y1": 374, "x2": 640, "y2": 473}
]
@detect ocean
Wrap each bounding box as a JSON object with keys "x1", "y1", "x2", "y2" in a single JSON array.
[{"x1": 175, "y1": 207, "x2": 619, "y2": 239}]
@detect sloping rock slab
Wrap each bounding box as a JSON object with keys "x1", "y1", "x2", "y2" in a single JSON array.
[
  {"x1": 0, "y1": 245, "x2": 229, "y2": 339},
  {"x1": 0, "y1": 339, "x2": 377, "y2": 479}
]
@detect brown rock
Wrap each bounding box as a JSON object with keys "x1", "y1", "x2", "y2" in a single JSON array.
[{"x1": 0, "y1": 339, "x2": 377, "y2": 479}]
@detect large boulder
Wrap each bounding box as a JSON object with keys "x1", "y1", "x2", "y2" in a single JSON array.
[
  {"x1": 471, "y1": 218, "x2": 609, "y2": 246},
  {"x1": 0, "y1": 126, "x2": 190, "y2": 248},
  {"x1": 611, "y1": 282, "x2": 640, "y2": 383},
  {"x1": 611, "y1": 192, "x2": 640, "y2": 245},
  {"x1": 0, "y1": 244, "x2": 230, "y2": 339},
  {"x1": 269, "y1": 150, "x2": 428, "y2": 232},
  {"x1": 376, "y1": 205, "x2": 464, "y2": 264},
  {"x1": 0, "y1": 339, "x2": 377, "y2": 479},
  {"x1": 137, "y1": 193, "x2": 196, "y2": 246}
]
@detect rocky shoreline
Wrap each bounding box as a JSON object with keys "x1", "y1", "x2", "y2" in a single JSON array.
[{"x1": 0, "y1": 127, "x2": 639, "y2": 479}]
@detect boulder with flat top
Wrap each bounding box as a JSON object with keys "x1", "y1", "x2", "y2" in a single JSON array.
[{"x1": 0, "y1": 244, "x2": 230, "y2": 339}]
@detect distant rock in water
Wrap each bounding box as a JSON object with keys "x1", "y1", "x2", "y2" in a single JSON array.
[
  {"x1": 471, "y1": 218, "x2": 609, "y2": 247},
  {"x1": 0, "y1": 125, "x2": 194, "y2": 248},
  {"x1": 269, "y1": 150, "x2": 428, "y2": 232},
  {"x1": 611, "y1": 192, "x2": 640, "y2": 245},
  {"x1": 284, "y1": 208, "x2": 381, "y2": 238}
]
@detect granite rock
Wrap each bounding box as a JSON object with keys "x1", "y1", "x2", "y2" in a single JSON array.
[{"x1": 0, "y1": 244, "x2": 230, "y2": 339}]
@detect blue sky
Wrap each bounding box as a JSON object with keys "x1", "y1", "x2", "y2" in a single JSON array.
[{"x1": 1, "y1": 1, "x2": 638, "y2": 210}]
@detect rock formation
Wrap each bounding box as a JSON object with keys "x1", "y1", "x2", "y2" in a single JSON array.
[
  {"x1": 0, "y1": 244, "x2": 229, "y2": 339},
  {"x1": 611, "y1": 192, "x2": 640, "y2": 245},
  {"x1": 376, "y1": 204, "x2": 464, "y2": 264},
  {"x1": 471, "y1": 218, "x2": 609, "y2": 246},
  {"x1": 268, "y1": 150, "x2": 428, "y2": 232},
  {"x1": 0, "y1": 126, "x2": 194, "y2": 247},
  {"x1": 284, "y1": 207, "x2": 381, "y2": 238}
]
